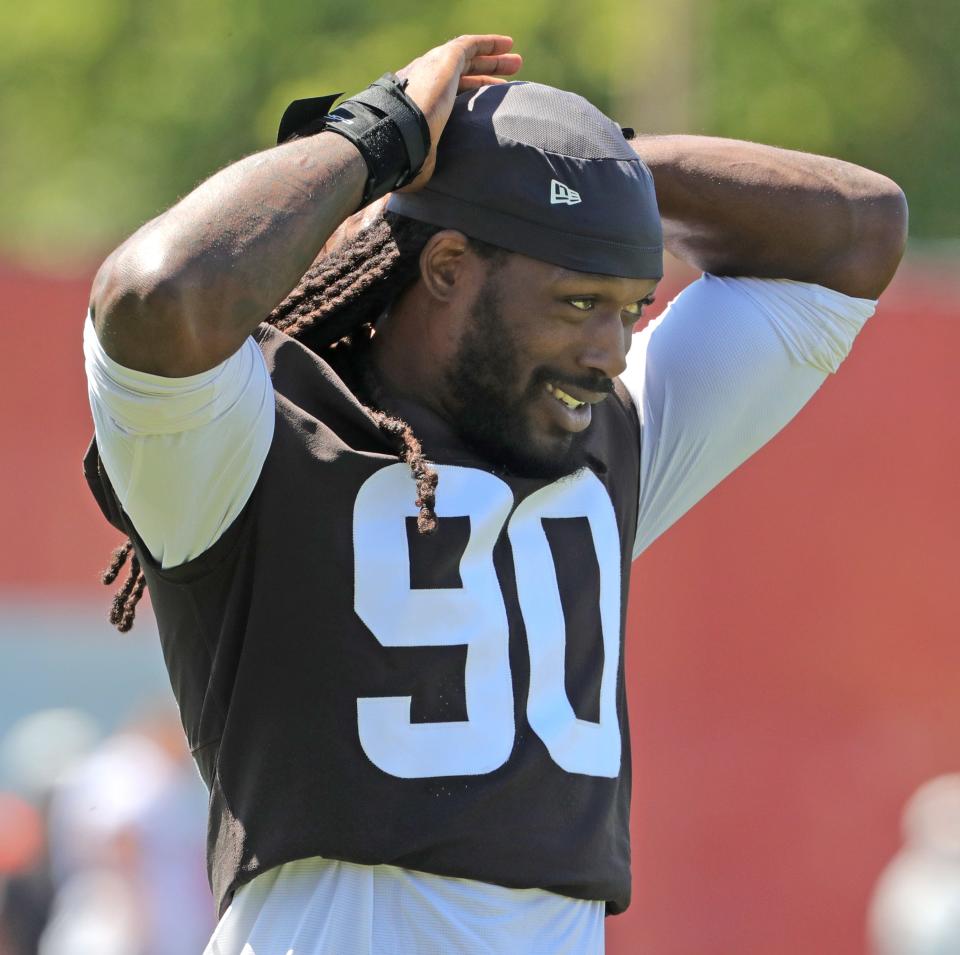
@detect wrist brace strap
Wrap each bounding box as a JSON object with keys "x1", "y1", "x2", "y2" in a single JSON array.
[{"x1": 276, "y1": 74, "x2": 431, "y2": 205}]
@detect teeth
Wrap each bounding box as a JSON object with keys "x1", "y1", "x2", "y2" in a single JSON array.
[{"x1": 545, "y1": 382, "x2": 585, "y2": 409}]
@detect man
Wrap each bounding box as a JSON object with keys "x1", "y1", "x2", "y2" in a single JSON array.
[{"x1": 83, "y1": 34, "x2": 906, "y2": 955}]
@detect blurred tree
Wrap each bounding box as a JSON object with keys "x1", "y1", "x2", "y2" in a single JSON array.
[
  {"x1": 0, "y1": 0, "x2": 953, "y2": 267},
  {"x1": 0, "y1": 0, "x2": 651, "y2": 267},
  {"x1": 702, "y1": 0, "x2": 958, "y2": 239}
]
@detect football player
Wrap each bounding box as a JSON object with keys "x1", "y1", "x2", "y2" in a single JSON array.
[{"x1": 83, "y1": 34, "x2": 906, "y2": 955}]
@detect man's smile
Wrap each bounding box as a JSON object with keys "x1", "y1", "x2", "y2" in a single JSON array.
[{"x1": 535, "y1": 379, "x2": 609, "y2": 435}]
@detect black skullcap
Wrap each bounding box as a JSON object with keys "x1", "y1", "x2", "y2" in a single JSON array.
[{"x1": 387, "y1": 81, "x2": 663, "y2": 279}]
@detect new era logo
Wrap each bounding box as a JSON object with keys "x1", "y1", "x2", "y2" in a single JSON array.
[{"x1": 550, "y1": 179, "x2": 582, "y2": 206}]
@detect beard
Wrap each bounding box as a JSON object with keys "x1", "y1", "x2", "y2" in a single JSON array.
[{"x1": 445, "y1": 278, "x2": 609, "y2": 480}]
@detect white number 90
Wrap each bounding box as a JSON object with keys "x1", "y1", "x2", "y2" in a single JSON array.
[{"x1": 353, "y1": 464, "x2": 622, "y2": 779}]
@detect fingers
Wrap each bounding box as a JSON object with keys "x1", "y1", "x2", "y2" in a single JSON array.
[
  {"x1": 451, "y1": 34, "x2": 516, "y2": 58},
  {"x1": 464, "y1": 53, "x2": 523, "y2": 78},
  {"x1": 445, "y1": 35, "x2": 522, "y2": 79}
]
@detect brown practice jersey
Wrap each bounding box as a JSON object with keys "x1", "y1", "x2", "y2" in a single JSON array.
[{"x1": 84, "y1": 324, "x2": 643, "y2": 916}]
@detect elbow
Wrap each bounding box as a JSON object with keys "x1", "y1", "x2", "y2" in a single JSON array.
[
  {"x1": 88, "y1": 235, "x2": 194, "y2": 373},
  {"x1": 862, "y1": 178, "x2": 909, "y2": 293},
  {"x1": 90, "y1": 237, "x2": 184, "y2": 332},
  {"x1": 831, "y1": 178, "x2": 909, "y2": 300}
]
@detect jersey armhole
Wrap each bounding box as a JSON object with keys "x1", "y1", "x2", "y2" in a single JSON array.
[
  {"x1": 133, "y1": 480, "x2": 259, "y2": 584},
  {"x1": 85, "y1": 435, "x2": 259, "y2": 584}
]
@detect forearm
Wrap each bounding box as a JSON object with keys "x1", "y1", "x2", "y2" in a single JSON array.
[
  {"x1": 630, "y1": 135, "x2": 908, "y2": 299},
  {"x1": 91, "y1": 35, "x2": 523, "y2": 377},
  {"x1": 92, "y1": 133, "x2": 366, "y2": 376}
]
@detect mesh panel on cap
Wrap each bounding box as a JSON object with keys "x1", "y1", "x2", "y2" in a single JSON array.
[{"x1": 490, "y1": 83, "x2": 637, "y2": 161}]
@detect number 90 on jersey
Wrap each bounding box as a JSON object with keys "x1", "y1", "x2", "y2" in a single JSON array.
[{"x1": 353, "y1": 464, "x2": 622, "y2": 780}]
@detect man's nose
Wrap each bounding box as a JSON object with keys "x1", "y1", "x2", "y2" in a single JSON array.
[{"x1": 577, "y1": 311, "x2": 629, "y2": 380}]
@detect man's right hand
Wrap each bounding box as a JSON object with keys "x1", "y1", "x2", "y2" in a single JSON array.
[{"x1": 395, "y1": 35, "x2": 522, "y2": 190}]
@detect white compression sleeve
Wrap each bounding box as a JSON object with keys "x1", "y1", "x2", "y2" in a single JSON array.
[
  {"x1": 84, "y1": 316, "x2": 275, "y2": 568},
  {"x1": 621, "y1": 275, "x2": 876, "y2": 559}
]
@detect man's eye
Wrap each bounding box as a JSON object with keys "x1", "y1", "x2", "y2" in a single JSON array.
[
  {"x1": 568, "y1": 298, "x2": 594, "y2": 311},
  {"x1": 624, "y1": 295, "x2": 656, "y2": 317}
]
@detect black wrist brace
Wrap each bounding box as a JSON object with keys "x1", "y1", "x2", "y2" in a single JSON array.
[{"x1": 276, "y1": 74, "x2": 431, "y2": 205}]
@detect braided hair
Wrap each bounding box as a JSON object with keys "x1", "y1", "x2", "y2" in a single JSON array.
[{"x1": 103, "y1": 211, "x2": 495, "y2": 630}]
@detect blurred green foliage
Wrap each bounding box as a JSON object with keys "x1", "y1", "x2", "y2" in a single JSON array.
[
  {"x1": 0, "y1": 0, "x2": 954, "y2": 267},
  {"x1": 703, "y1": 0, "x2": 959, "y2": 241}
]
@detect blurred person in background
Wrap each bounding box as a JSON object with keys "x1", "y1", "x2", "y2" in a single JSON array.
[
  {"x1": 40, "y1": 708, "x2": 212, "y2": 955},
  {"x1": 82, "y1": 31, "x2": 906, "y2": 955},
  {"x1": 0, "y1": 708, "x2": 103, "y2": 955},
  {"x1": 869, "y1": 775, "x2": 960, "y2": 955},
  {"x1": 0, "y1": 793, "x2": 49, "y2": 955}
]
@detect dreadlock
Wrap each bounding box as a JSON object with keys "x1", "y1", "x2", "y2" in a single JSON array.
[
  {"x1": 104, "y1": 210, "x2": 497, "y2": 629},
  {"x1": 101, "y1": 540, "x2": 145, "y2": 634},
  {"x1": 268, "y1": 211, "x2": 442, "y2": 348},
  {"x1": 265, "y1": 210, "x2": 449, "y2": 534}
]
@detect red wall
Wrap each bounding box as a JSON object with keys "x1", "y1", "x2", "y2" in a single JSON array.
[
  {"x1": 1, "y1": 263, "x2": 120, "y2": 593},
  {"x1": 3, "y1": 261, "x2": 958, "y2": 954},
  {"x1": 610, "y1": 264, "x2": 960, "y2": 954}
]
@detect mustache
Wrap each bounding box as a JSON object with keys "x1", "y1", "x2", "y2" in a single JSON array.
[{"x1": 532, "y1": 368, "x2": 615, "y2": 395}]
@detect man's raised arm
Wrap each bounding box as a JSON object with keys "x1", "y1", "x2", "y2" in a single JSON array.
[
  {"x1": 630, "y1": 135, "x2": 908, "y2": 298},
  {"x1": 89, "y1": 35, "x2": 521, "y2": 377}
]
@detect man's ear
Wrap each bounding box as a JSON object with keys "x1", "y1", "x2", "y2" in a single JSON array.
[{"x1": 418, "y1": 230, "x2": 474, "y2": 303}]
